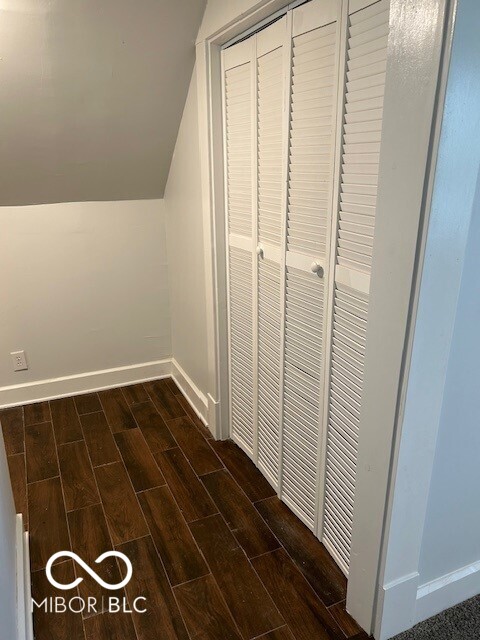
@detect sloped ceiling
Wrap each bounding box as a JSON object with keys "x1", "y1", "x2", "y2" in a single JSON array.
[{"x1": 0, "y1": 0, "x2": 206, "y2": 205}]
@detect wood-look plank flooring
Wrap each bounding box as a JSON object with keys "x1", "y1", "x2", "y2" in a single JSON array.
[{"x1": 0, "y1": 379, "x2": 367, "y2": 640}]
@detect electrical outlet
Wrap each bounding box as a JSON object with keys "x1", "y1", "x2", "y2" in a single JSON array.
[{"x1": 11, "y1": 350, "x2": 28, "y2": 372}]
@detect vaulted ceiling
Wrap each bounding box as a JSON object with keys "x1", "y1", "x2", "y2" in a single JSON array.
[{"x1": 0, "y1": 0, "x2": 206, "y2": 205}]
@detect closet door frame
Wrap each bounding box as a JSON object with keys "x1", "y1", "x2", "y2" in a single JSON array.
[{"x1": 195, "y1": 0, "x2": 453, "y2": 633}]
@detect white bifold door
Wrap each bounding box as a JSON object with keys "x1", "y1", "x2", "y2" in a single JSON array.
[{"x1": 223, "y1": 0, "x2": 389, "y2": 576}]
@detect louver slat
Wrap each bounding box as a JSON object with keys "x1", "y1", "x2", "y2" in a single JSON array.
[
  {"x1": 337, "y1": 0, "x2": 388, "y2": 274},
  {"x1": 225, "y1": 61, "x2": 252, "y2": 239},
  {"x1": 282, "y1": 266, "x2": 324, "y2": 529},
  {"x1": 323, "y1": 284, "x2": 368, "y2": 574},
  {"x1": 255, "y1": 20, "x2": 286, "y2": 487},
  {"x1": 257, "y1": 259, "x2": 282, "y2": 484},
  {"x1": 258, "y1": 47, "x2": 284, "y2": 248},
  {"x1": 287, "y1": 21, "x2": 337, "y2": 257},
  {"x1": 225, "y1": 51, "x2": 255, "y2": 455},
  {"x1": 229, "y1": 247, "x2": 254, "y2": 453},
  {"x1": 323, "y1": 0, "x2": 389, "y2": 576}
]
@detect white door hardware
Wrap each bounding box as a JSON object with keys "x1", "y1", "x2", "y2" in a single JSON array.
[{"x1": 310, "y1": 262, "x2": 324, "y2": 277}]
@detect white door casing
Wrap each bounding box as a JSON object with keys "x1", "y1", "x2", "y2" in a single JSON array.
[{"x1": 205, "y1": 0, "x2": 450, "y2": 632}]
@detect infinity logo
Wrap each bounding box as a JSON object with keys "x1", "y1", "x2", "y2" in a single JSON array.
[{"x1": 46, "y1": 551, "x2": 133, "y2": 591}]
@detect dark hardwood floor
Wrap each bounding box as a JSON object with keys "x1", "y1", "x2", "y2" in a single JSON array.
[{"x1": 0, "y1": 379, "x2": 367, "y2": 640}]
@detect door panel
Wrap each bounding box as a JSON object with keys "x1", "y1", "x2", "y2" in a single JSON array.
[
  {"x1": 322, "y1": 0, "x2": 389, "y2": 575},
  {"x1": 224, "y1": 40, "x2": 255, "y2": 455},
  {"x1": 256, "y1": 17, "x2": 287, "y2": 487},
  {"x1": 281, "y1": 0, "x2": 341, "y2": 530}
]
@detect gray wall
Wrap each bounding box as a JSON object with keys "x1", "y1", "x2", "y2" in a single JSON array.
[
  {"x1": 416, "y1": 0, "x2": 480, "y2": 587},
  {"x1": 419, "y1": 173, "x2": 480, "y2": 582},
  {"x1": 0, "y1": 0, "x2": 205, "y2": 205}
]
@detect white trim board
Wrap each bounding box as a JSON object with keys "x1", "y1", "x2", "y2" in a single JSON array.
[
  {"x1": 376, "y1": 572, "x2": 420, "y2": 640},
  {"x1": 16, "y1": 514, "x2": 33, "y2": 640},
  {"x1": 0, "y1": 357, "x2": 213, "y2": 435},
  {"x1": 0, "y1": 359, "x2": 171, "y2": 408},
  {"x1": 378, "y1": 561, "x2": 480, "y2": 640},
  {"x1": 415, "y1": 561, "x2": 480, "y2": 626},
  {"x1": 170, "y1": 358, "x2": 210, "y2": 427}
]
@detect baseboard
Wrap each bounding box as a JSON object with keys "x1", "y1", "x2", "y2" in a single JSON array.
[
  {"x1": 0, "y1": 357, "x2": 213, "y2": 436},
  {"x1": 0, "y1": 359, "x2": 172, "y2": 408},
  {"x1": 16, "y1": 514, "x2": 33, "y2": 640},
  {"x1": 374, "y1": 572, "x2": 419, "y2": 640},
  {"x1": 376, "y1": 561, "x2": 480, "y2": 639},
  {"x1": 415, "y1": 560, "x2": 480, "y2": 625},
  {"x1": 207, "y1": 393, "x2": 221, "y2": 439},
  {"x1": 170, "y1": 359, "x2": 210, "y2": 429}
]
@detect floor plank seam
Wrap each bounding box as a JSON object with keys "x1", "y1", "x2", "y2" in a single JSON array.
[
  {"x1": 26, "y1": 474, "x2": 60, "y2": 486},
  {"x1": 252, "y1": 497, "x2": 340, "y2": 609},
  {"x1": 65, "y1": 501, "x2": 103, "y2": 514},
  {"x1": 138, "y1": 384, "x2": 251, "y2": 639},
  {"x1": 72, "y1": 398, "x2": 141, "y2": 640},
  {"x1": 49, "y1": 401, "x2": 88, "y2": 639},
  {"x1": 101, "y1": 390, "x2": 194, "y2": 638}
]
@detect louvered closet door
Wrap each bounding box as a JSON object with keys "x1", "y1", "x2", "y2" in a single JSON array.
[
  {"x1": 223, "y1": 39, "x2": 256, "y2": 456},
  {"x1": 321, "y1": 0, "x2": 389, "y2": 575},
  {"x1": 280, "y1": 0, "x2": 341, "y2": 530},
  {"x1": 255, "y1": 17, "x2": 287, "y2": 488}
]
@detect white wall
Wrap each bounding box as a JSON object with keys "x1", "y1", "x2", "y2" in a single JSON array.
[
  {"x1": 0, "y1": 431, "x2": 17, "y2": 640},
  {"x1": 164, "y1": 69, "x2": 209, "y2": 396},
  {"x1": 0, "y1": 199, "x2": 171, "y2": 405},
  {"x1": 197, "y1": 0, "x2": 288, "y2": 41}
]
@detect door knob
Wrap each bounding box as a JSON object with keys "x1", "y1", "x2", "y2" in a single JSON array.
[
  {"x1": 256, "y1": 245, "x2": 264, "y2": 258},
  {"x1": 311, "y1": 261, "x2": 324, "y2": 277}
]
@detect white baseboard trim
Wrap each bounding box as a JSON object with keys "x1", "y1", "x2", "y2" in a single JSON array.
[
  {"x1": 207, "y1": 393, "x2": 221, "y2": 439},
  {"x1": 375, "y1": 572, "x2": 419, "y2": 640},
  {"x1": 415, "y1": 559, "x2": 480, "y2": 625},
  {"x1": 16, "y1": 514, "x2": 33, "y2": 640},
  {"x1": 170, "y1": 359, "x2": 210, "y2": 429},
  {"x1": 23, "y1": 529, "x2": 33, "y2": 640},
  {"x1": 0, "y1": 359, "x2": 172, "y2": 408},
  {"x1": 0, "y1": 356, "x2": 214, "y2": 433},
  {"x1": 376, "y1": 561, "x2": 480, "y2": 639}
]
